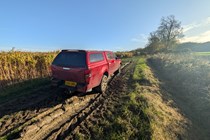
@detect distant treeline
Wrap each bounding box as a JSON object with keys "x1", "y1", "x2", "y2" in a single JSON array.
[
  {"x1": 115, "y1": 52, "x2": 134, "y2": 58},
  {"x1": 0, "y1": 51, "x2": 58, "y2": 88},
  {"x1": 175, "y1": 42, "x2": 210, "y2": 52}
]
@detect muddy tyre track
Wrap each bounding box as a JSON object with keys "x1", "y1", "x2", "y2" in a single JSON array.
[
  {"x1": 0, "y1": 85, "x2": 52, "y2": 117},
  {"x1": 20, "y1": 94, "x2": 98, "y2": 140},
  {"x1": 19, "y1": 62, "x2": 130, "y2": 140},
  {"x1": 0, "y1": 63, "x2": 131, "y2": 140},
  {"x1": 0, "y1": 86, "x2": 68, "y2": 138},
  {"x1": 66, "y1": 61, "x2": 134, "y2": 140}
]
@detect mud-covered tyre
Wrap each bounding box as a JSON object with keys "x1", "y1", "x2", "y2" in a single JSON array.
[
  {"x1": 95, "y1": 75, "x2": 108, "y2": 93},
  {"x1": 117, "y1": 67, "x2": 121, "y2": 74},
  {"x1": 115, "y1": 67, "x2": 121, "y2": 75}
]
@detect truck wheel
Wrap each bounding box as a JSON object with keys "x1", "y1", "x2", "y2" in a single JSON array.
[
  {"x1": 118, "y1": 67, "x2": 121, "y2": 74},
  {"x1": 115, "y1": 67, "x2": 121, "y2": 75},
  {"x1": 95, "y1": 75, "x2": 108, "y2": 93}
]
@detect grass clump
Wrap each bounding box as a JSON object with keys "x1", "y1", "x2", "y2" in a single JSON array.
[{"x1": 133, "y1": 58, "x2": 147, "y2": 80}]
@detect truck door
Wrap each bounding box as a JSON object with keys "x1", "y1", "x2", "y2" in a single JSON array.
[
  {"x1": 112, "y1": 52, "x2": 120, "y2": 71},
  {"x1": 88, "y1": 52, "x2": 105, "y2": 88},
  {"x1": 106, "y1": 52, "x2": 115, "y2": 75}
]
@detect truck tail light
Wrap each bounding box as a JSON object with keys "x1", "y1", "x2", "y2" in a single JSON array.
[{"x1": 85, "y1": 70, "x2": 91, "y2": 83}]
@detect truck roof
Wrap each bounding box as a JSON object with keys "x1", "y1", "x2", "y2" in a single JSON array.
[{"x1": 61, "y1": 49, "x2": 111, "y2": 53}]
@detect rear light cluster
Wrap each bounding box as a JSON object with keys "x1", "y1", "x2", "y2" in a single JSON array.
[{"x1": 85, "y1": 70, "x2": 91, "y2": 83}]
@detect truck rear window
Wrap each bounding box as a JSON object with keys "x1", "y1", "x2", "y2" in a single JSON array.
[{"x1": 52, "y1": 51, "x2": 86, "y2": 68}]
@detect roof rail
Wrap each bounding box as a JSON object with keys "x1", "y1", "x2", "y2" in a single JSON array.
[{"x1": 61, "y1": 49, "x2": 85, "y2": 52}]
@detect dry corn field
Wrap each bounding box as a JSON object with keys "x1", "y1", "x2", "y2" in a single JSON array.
[{"x1": 0, "y1": 51, "x2": 58, "y2": 88}]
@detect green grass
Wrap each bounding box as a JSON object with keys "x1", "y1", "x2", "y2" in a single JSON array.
[
  {"x1": 150, "y1": 53, "x2": 210, "y2": 139},
  {"x1": 89, "y1": 92, "x2": 151, "y2": 140},
  {"x1": 90, "y1": 57, "x2": 152, "y2": 140},
  {"x1": 121, "y1": 56, "x2": 141, "y2": 65},
  {"x1": 75, "y1": 57, "x2": 151, "y2": 140},
  {"x1": 121, "y1": 57, "x2": 132, "y2": 65},
  {"x1": 0, "y1": 78, "x2": 50, "y2": 104},
  {"x1": 133, "y1": 58, "x2": 147, "y2": 81},
  {"x1": 132, "y1": 57, "x2": 188, "y2": 140},
  {"x1": 194, "y1": 52, "x2": 210, "y2": 56}
]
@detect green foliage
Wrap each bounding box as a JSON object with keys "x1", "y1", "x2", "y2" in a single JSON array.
[{"x1": 176, "y1": 42, "x2": 210, "y2": 52}]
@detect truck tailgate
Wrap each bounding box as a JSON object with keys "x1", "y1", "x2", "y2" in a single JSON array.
[{"x1": 51, "y1": 65, "x2": 86, "y2": 83}]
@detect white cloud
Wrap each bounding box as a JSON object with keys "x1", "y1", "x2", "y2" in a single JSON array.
[
  {"x1": 181, "y1": 17, "x2": 210, "y2": 43},
  {"x1": 204, "y1": 17, "x2": 210, "y2": 25},
  {"x1": 131, "y1": 34, "x2": 148, "y2": 43},
  {"x1": 183, "y1": 23, "x2": 198, "y2": 32},
  {"x1": 181, "y1": 30, "x2": 210, "y2": 43},
  {"x1": 183, "y1": 17, "x2": 210, "y2": 33}
]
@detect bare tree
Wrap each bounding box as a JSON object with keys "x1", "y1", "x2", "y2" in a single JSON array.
[
  {"x1": 156, "y1": 15, "x2": 183, "y2": 49},
  {"x1": 145, "y1": 32, "x2": 165, "y2": 53},
  {"x1": 144, "y1": 15, "x2": 184, "y2": 54}
]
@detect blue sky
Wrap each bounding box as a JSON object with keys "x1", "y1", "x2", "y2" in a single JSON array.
[{"x1": 0, "y1": 0, "x2": 210, "y2": 52}]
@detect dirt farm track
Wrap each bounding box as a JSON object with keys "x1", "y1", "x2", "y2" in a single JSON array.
[{"x1": 0, "y1": 62, "x2": 131, "y2": 140}]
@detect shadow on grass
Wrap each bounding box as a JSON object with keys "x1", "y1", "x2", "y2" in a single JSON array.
[
  {"x1": 0, "y1": 78, "x2": 51, "y2": 104},
  {"x1": 147, "y1": 58, "x2": 210, "y2": 140}
]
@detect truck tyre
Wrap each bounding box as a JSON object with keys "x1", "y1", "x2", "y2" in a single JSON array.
[
  {"x1": 95, "y1": 75, "x2": 108, "y2": 93},
  {"x1": 117, "y1": 67, "x2": 121, "y2": 74},
  {"x1": 115, "y1": 67, "x2": 121, "y2": 75}
]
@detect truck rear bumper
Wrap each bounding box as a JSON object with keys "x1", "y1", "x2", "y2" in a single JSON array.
[{"x1": 51, "y1": 78, "x2": 88, "y2": 93}]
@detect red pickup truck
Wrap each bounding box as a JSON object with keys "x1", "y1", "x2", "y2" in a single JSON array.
[{"x1": 51, "y1": 50, "x2": 121, "y2": 93}]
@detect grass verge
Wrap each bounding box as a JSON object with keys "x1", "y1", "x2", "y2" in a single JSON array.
[
  {"x1": 149, "y1": 53, "x2": 210, "y2": 139},
  {"x1": 134, "y1": 58, "x2": 188, "y2": 140}
]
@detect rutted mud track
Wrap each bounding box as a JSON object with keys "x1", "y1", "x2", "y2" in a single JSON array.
[
  {"x1": 67, "y1": 62, "x2": 135, "y2": 140},
  {"x1": 0, "y1": 62, "x2": 131, "y2": 140}
]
